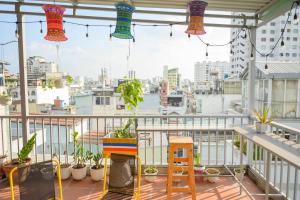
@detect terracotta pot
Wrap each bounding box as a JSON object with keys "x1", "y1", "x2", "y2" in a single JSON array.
[
  {"x1": 90, "y1": 166, "x2": 104, "y2": 181},
  {"x1": 205, "y1": 168, "x2": 220, "y2": 183},
  {"x1": 71, "y1": 165, "x2": 87, "y2": 180},
  {"x1": 194, "y1": 166, "x2": 205, "y2": 183},
  {"x1": 144, "y1": 168, "x2": 158, "y2": 183},
  {"x1": 61, "y1": 164, "x2": 72, "y2": 180},
  {"x1": 2, "y1": 158, "x2": 32, "y2": 182}
]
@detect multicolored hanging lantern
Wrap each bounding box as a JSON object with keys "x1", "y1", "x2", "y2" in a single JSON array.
[
  {"x1": 112, "y1": 2, "x2": 135, "y2": 39},
  {"x1": 185, "y1": 0, "x2": 208, "y2": 35},
  {"x1": 43, "y1": 4, "x2": 67, "y2": 42}
]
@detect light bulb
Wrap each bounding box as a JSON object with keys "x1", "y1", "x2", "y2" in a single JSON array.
[
  {"x1": 281, "y1": 40, "x2": 285, "y2": 47},
  {"x1": 293, "y1": 13, "x2": 298, "y2": 24}
]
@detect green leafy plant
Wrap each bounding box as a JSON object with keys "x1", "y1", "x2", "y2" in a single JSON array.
[
  {"x1": 90, "y1": 151, "x2": 103, "y2": 169},
  {"x1": 66, "y1": 75, "x2": 74, "y2": 85},
  {"x1": 0, "y1": 91, "x2": 11, "y2": 98},
  {"x1": 254, "y1": 107, "x2": 272, "y2": 124},
  {"x1": 235, "y1": 165, "x2": 246, "y2": 173},
  {"x1": 72, "y1": 132, "x2": 92, "y2": 168},
  {"x1": 145, "y1": 166, "x2": 158, "y2": 174},
  {"x1": 117, "y1": 78, "x2": 144, "y2": 111},
  {"x1": 194, "y1": 153, "x2": 201, "y2": 166},
  {"x1": 113, "y1": 118, "x2": 134, "y2": 138},
  {"x1": 47, "y1": 79, "x2": 55, "y2": 89},
  {"x1": 17, "y1": 133, "x2": 36, "y2": 163}
]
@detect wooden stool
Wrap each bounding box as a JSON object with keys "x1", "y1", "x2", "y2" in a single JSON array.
[{"x1": 166, "y1": 136, "x2": 196, "y2": 200}]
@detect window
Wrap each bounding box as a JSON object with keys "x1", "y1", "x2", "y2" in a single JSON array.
[
  {"x1": 261, "y1": 38, "x2": 266, "y2": 42},
  {"x1": 31, "y1": 91, "x2": 36, "y2": 96},
  {"x1": 293, "y1": 29, "x2": 298, "y2": 33},
  {"x1": 287, "y1": 29, "x2": 291, "y2": 33},
  {"x1": 292, "y1": 53, "x2": 297, "y2": 57},
  {"x1": 292, "y1": 45, "x2": 297, "y2": 49},
  {"x1": 270, "y1": 30, "x2": 275, "y2": 34},
  {"x1": 293, "y1": 37, "x2": 298, "y2": 41},
  {"x1": 105, "y1": 97, "x2": 110, "y2": 105},
  {"x1": 286, "y1": 53, "x2": 290, "y2": 57},
  {"x1": 96, "y1": 97, "x2": 105, "y2": 105},
  {"x1": 280, "y1": 53, "x2": 284, "y2": 56},
  {"x1": 270, "y1": 38, "x2": 275, "y2": 42},
  {"x1": 270, "y1": 22, "x2": 276, "y2": 26},
  {"x1": 286, "y1": 37, "x2": 290, "y2": 41},
  {"x1": 262, "y1": 30, "x2": 266, "y2": 34}
]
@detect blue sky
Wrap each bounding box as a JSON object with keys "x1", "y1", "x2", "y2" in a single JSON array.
[{"x1": 0, "y1": 5, "x2": 231, "y2": 80}]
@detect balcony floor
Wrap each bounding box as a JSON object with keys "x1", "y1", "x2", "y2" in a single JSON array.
[{"x1": 0, "y1": 175, "x2": 264, "y2": 200}]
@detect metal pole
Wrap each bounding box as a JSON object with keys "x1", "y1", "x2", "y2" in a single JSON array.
[
  {"x1": 16, "y1": 3, "x2": 29, "y2": 145},
  {"x1": 248, "y1": 25, "x2": 257, "y2": 115}
]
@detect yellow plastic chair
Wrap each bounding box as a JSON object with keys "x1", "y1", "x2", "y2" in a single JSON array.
[
  {"x1": 9, "y1": 159, "x2": 63, "y2": 200},
  {"x1": 100, "y1": 153, "x2": 141, "y2": 200}
]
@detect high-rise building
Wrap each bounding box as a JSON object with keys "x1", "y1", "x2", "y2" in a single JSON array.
[
  {"x1": 162, "y1": 66, "x2": 181, "y2": 91},
  {"x1": 230, "y1": 8, "x2": 300, "y2": 76},
  {"x1": 194, "y1": 61, "x2": 230, "y2": 83},
  {"x1": 167, "y1": 68, "x2": 181, "y2": 91},
  {"x1": 27, "y1": 56, "x2": 58, "y2": 74},
  {"x1": 98, "y1": 67, "x2": 110, "y2": 86}
]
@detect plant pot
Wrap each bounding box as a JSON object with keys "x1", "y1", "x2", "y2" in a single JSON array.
[
  {"x1": 71, "y1": 165, "x2": 87, "y2": 180},
  {"x1": 234, "y1": 168, "x2": 245, "y2": 181},
  {"x1": 60, "y1": 164, "x2": 72, "y2": 180},
  {"x1": 0, "y1": 155, "x2": 7, "y2": 178},
  {"x1": 255, "y1": 122, "x2": 267, "y2": 134},
  {"x1": 109, "y1": 155, "x2": 133, "y2": 188},
  {"x1": 2, "y1": 158, "x2": 32, "y2": 182},
  {"x1": 41, "y1": 167, "x2": 55, "y2": 181},
  {"x1": 103, "y1": 133, "x2": 137, "y2": 156},
  {"x1": 205, "y1": 168, "x2": 220, "y2": 183},
  {"x1": 0, "y1": 96, "x2": 12, "y2": 106},
  {"x1": 194, "y1": 166, "x2": 205, "y2": 183},
  {"x1": 90, "y1": 165, "x2": 104, "y2": 181},
  {"x1": 144, "y1": 168, "x2": 158, "y2": 183}
]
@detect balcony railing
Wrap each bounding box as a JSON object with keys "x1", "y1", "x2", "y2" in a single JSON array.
[{"x1": 0, "y1": 114, "x2": 299, "y2": 199}]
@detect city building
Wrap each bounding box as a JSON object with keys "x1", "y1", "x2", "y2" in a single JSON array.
[
  {"x1": 98, "y1": 67, "x2": 110, "y2": 87},
  {"x1": 230, "y1": 8, "x2": 300, "y2": 76},
  {"x1": 27, "y1": 56, "x2": 58, "y2": 74},
  {"x1": 128, "y1": 70, "x2": 136, "y2": 79},
  {"x1": 194, "y1": 61, "x2": 230, "y2": 94}
]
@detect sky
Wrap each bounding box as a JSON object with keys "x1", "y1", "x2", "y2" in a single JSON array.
[{"x1": 0, "y1": 4, "x2": 231, "y2": 80}]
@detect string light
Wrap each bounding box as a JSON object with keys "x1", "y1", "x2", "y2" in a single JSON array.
[
  {"x1": 132, "y1": 23, "x2": 136, "y2": 43},
  {"x1": 205, "y1": 44, "x2": 209, "y2": 57},
  {"x1": 85, "y1": 24, "x2": 89, "y2": 37},
  {"x1": 109, "y1": 25, "x2": 112, "y2": 41},
  {"x1": 63, "y1": 20, "x2": 66, "y2": 33},
  {"x1": 293, "y1": 5, "x2": 299, "y2": 24},
  {"x1": 281, "y1": 37, "x2": 285, "y2": 47},
  {"x1": 15, "y1": 22, "x2": 19, "y2": 38},
  {"x1": 169, "y1": 24, "x2": 173, "y2": 37},
  {"x1": 265, "y1": 55, "x2": 268, "y2": 69},
  {"x1": 39, "y1": 20, "x2": 43, "y2": 33}
]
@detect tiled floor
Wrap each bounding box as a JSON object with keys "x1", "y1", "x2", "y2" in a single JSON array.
[{"x1": 0, "y1": 175, "x2": 264, "y2": 200}]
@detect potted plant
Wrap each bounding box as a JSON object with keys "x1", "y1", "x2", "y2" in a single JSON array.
[
  {"x1": 103, "y1": 78, "x2": 143, "y2": 155},
  {"x1": 254, "y1": 107, "x2": 272, "y2": 134},
  {"x1": 234, "y1": 165, "x2": 246, "y2": 182},
  {"x1": 103, "y1": 78, "x2": 143, "y2": 188},
  {"x1": 0, "y1": 154, "x2": 7, "y2": 178},
  {"x1": 194, "y1": 153, "x2": 205, "y2": 183},
  {"x1": 2, "y1": 133, "x2": 36, "y2": 182},
  {"x1": 89, "y1": 151, "x2": 104, "y2": 181},
  {"x1": 60, "y1": 151, "x2": 72, "y2": 180},
  {"x1": 205, "y1": 168, "x2": 220, "y2": 183},
  {"x1": 144, "y1": 166, "x2": 158, "y2": 183},
  {"x1": 71, "y1": 131, "x2": 92, "y2": 180},
  {"x1": 0, "y1": 92, "x2": 12, "y2": 106}
]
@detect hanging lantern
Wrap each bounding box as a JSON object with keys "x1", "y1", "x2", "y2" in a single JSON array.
[
  {"x1": 112, "y1": 2, "x2": 135, "y2": 39},
  {"x1": 43, "y1": 4, "x2": 67, "y2": 42},
  {"x1": 185, "y1": 0, "x2": 208, "y2": 35}
]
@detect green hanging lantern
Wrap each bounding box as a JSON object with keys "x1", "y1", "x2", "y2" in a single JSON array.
[{"x1": 112, "y1": 2, "x2": 135, "y2": 39}]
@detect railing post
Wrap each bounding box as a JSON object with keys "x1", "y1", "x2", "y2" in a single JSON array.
[
  {"x1": 16, "y1": 3, "x2": 29, "y2": 146},
  {"x1": 248, "y1": 26, "x2": 257, "y2": 115},
  {"x1": 265, "y1": 151, "x2": 271, "y2": 200}
]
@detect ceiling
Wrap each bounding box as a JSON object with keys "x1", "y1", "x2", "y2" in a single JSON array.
[{"x1": 35, "y1": 0, "x2": 275, "y2": 13}]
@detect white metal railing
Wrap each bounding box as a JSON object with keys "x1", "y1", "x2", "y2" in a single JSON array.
[
  {"x1": 269, "y1": 121, "x2": 300, "y2": 144},
  {"x1": 1, "y1": 114, "x2": 299, "y2": 199}
]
